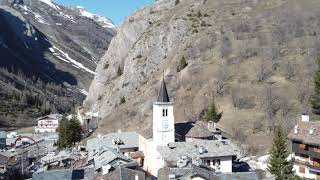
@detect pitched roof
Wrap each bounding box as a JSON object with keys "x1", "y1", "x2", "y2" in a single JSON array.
[
  {"x1": 101, "y1": 162, "x2": 146, "y2": 180},
  {"x1": 185, "y1": 121, "x2": 214, "y2": 139},
  {"x1": 157, "y1": 139, "x2": 238, "y2": 164},
  {"x1": 158, "y1": 166, "x2": 260, "y2": 180},
  {"x1": 86, "y1": 132, "x2": 139, "y2": 156},
  {"x1": 212, "y1": 172, "x2": 260, "y2": 180},
  {"x1": 288, "y1": 121, "x2": 320, "y2": 145},
  {"x1": 32, "y1": 169, "x2": 85, "y2": 180},
  {"x1": 0, "y1": 131, "x2": 6, "y2": 139},
  {"x1": 158, "y1": 164, "x2": 216, "y2": 180},
  {"x1": 92, "y1": 146, "x2": 130, "y2": 170},
  {"x1": 157, "y1": 79, "x2": 170, "y2": 102}
]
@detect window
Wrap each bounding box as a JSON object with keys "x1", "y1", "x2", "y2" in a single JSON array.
[
  {"x1": 300, "y1": 153, "x2": 309, "y2": 160},
  {"x1": 314, "y1": 147, "x2": 320, "y2": 153},
  {"x1": 299, "y1": 144, "x2": 308, "y2": 150},
  {"x1": 163, "y1": 108, "x2": 168, "y2": 117},
  {"x1": 314, "y1": 158, "x2": 320, "y2": 167},
  {"x1": 206, "y1": 160, "x2": 210, "y2": 166},
  {"x1": 299, "y1": 166, "x2": 305, "y2": 174}
]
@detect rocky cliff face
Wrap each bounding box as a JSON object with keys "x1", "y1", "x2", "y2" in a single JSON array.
[
  {"x1": 0, "y1": 0, "x2": 115, "y2": 127},
  {"x1": 85, "y1": 0, "x2": 320, "y2": 144}
]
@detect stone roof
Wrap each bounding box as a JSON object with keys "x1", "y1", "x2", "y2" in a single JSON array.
[
  {"x1": 288, "y1": 121, "x2": 320, "y2": 145},
  {"x1": 158, "y1": 164, "x2": 215, "y2": 180},
  {"x1": 185, "y1": 121, "x2": 214, "y2": 139},
  {"x1": 213, "y1": 172, "x2": 260, "y2": 180},
  {"x1": 158, "y1": 165, "x2": 260, "y2": 180},
  {"x1": 101, "y1": 162, "x2": 146, "y2": 180},
  {"x1": 157, "y1": 79, "x2": 170, "y2": 102},
  {"x1": 92, "y1": 146, "x2": 130, "y2": 170},
  {"x1": 0, "y1": 131, "x2": 5, "y2": 139},
  {"x1": 37, "y1": 114, "x2": 63, "y2": 121},
  {"x1": 87, "y1": 132, "x2": 139, "y2": 152},
  {"x1": 157, "y1": 139, "x2": 238, "y2": 163},
  {"x1": 32, "y1": 169, "x2": 85, "y2": 180}
]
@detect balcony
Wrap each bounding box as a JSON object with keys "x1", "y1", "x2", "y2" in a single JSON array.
[
  {"x1": 292, "y1": 143, "x2": 310, "y2": 156},
  {"x1": 311, "y1": 148, "x2": 320, "y2": 158},
  {"x1": 295, "y1": 159, "x2": 320, "y2": 172}
]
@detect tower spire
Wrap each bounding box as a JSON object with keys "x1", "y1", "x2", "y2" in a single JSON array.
[{"x1": 157, "y1": 78, "x2": 170, "y2": 102}]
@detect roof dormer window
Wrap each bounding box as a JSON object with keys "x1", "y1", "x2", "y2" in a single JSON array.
[{"x1": 309, "y1": 128, "x2": 316, "y2": 135}]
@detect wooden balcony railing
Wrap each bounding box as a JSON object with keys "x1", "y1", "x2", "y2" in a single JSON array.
[
  {"x1": 314, "y1": 147, "x2": 320, "y2": 153},
  {"x1": 295, "y1": 159, "x2": 320, "y2": 171}
]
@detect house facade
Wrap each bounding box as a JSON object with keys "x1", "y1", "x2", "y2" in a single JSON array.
[
  {"x1": 288, "y1": 115, "x2": 320, "y2": 179},
  {"x1": 157, "y1": 140, "x2": 236, "y2": 173},
  {"x1": 34, "y1": 114, "x2": 62, "y2": 133}
]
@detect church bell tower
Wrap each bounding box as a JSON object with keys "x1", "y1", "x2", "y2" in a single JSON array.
[{"x1": 153, "y1": 79, "x2": 175, "y2": 146}]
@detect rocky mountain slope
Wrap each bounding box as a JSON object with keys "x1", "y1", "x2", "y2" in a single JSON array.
[
  {"x1": 85, "y1": 0, "x2": 320, "y2": 149},
  {"x1": 0, "y1": 0, "x2": 116, "y2": 127}
]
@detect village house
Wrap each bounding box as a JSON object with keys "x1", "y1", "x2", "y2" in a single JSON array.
[
  {"x1": 34, "y1": 114, "x2": 62, "y2": 133},
  {"x1": 84, "y1": 79, "x2": 255, "y2": 179},
  {"x1": 157, "y1": 139, "x2": 237, "y2": 173},
  {"x1": 185, "y1": 121, "x2": 216, "y2": 141},
  {"x1": 76, "y1": 107, "x2": 98, "y2": 134},
  {"x1": 95, "y1": 162, "x2": 146, "y2": 180},
  {"x1": 288, "y1": 114, "x2": 320, "y2": 179}
]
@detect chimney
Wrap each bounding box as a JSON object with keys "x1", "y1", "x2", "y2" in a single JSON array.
[
  {"x1": 294, "y1": 125, "x2": 299, "y2": 134},
  {"x1": 309, "y1": 128, "x2": 316, "y2": 135},
  {"x1": 301, "y1": 114, "x2": 309, "y2": 122}
]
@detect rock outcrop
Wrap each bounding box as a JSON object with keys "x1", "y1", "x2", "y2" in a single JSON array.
[{"x1": 85, "y1": 0, "x2": 320, "y2": 143}]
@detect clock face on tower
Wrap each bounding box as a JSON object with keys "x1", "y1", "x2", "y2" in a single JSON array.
[{"x1": 162, "y1": 121, "x2": 169, "y2": 130}]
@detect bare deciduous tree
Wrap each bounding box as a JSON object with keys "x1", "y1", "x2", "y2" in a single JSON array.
[
  {"x1": 231, "y1": 83, "x2": 240, "y2": 108},
  {"x1": 214, "y1": 64, "x2": 231, "y2": 97},
  {"x1": 263, "y1": 85, "x2": 292, "y2": 133},
  {"x1": 285, "y1": 62, "x2": 295, "y2": 80},
  {"x1": 220, "y1": 36, "x2": 232, "y2": 58},
  {"x1": 264, "y1": 85, "x2": 281, "y2": 131},
  {"x1": 252, "y1": 119, "x2": 264, "y2": 134},
  {"x1": 257, "y1": 62, "x2": 270, "y2": 82},
  {"x1": 232, "y1": 124, "x2": 247, "y2": 143}
]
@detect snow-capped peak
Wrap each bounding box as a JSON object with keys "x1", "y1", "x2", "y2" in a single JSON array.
[
  {"x1": 38, "y1": 0, "x2": 60, "y2": 10},
  {"x1": 76, "y1": 6, "x2": 94, "y2": 18},
  {"x1": 76, "y1": 6, "x2": 115, "y2": 28}
]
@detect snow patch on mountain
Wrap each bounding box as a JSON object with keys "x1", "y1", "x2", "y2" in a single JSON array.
[
  {"x1": 76, "y1": 6, "x2": 115, "y2": 28},
  {"x1": 58, "y1": 12, "x2": 76, "y2": 23},
  {"x1": 38, "y1": 0, "x2": 60, "y2": 10},
  {"x1": 34, "y1": 13, "x2": 50, "y2": 25},
  {"x1": 79, "y1": 88, "x2": 88, "y2": 96},
  {"x1": 76, "y1": 6, "x2": 94, "y2": 18},
  {"x1": 50, "y1": 46, "x2": 95, "y2": 74}
]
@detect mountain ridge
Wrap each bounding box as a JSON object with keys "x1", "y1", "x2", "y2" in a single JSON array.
[{"x1": 0, "y1": 0, "x2": 116, "y2": 127}]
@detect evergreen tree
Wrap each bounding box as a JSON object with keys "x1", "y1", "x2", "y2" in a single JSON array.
[
  {"x1": 57, "y1": 115, "x2": 82, "y2": 149},
  {"x1": 267, "y1": 126, "x2": 294, "y2": 180},
  {"x1": 68, "y1": 115, "x2": 82, "y2": 145},
  {"x1": 117, "y1": 66, "x2": 123, "y2": 77},
  {"x1": 204, "y1": 98, "x2": 222, "y2": 123},
  {"x1": 57, "y1": 116, "x2": 69, "y2": 149},
  {"x1": 311, "y1": 57, "x2": 320, "y2": 115}
]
